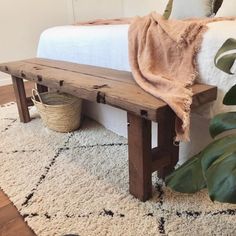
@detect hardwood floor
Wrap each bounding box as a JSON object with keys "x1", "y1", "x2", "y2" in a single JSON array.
[
  {"x1": 0, "y1": 81, "x2": 34, "y2": 105},
  {"x1": 0, "y1": 82, "x2": 36, "y2": 235},
  {"x1": 0, "y1": 190, "x2": 36, "y2": 236}
]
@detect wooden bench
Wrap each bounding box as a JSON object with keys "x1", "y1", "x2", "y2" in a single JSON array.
[{"x1": 0, "y1": 58, "x2": 217, "y2": 202}]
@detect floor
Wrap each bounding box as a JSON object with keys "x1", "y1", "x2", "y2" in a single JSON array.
[
  {"x1": 0, "y1": 82, "x2": 34, "y2": 105},
  {"x1": 0, "y1": 190, "x2": 36, "y2": 236},
  {"x1": 0, "y1": 82, "x2": 36, "y2": 236}
]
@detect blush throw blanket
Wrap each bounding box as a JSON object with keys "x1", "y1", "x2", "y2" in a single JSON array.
[
  {"x1": 77, "y1": 13, "x2": 234, "y2": 142},
  {"x1": 129, "y1": 12, "x2": 208, "y2": 142}
]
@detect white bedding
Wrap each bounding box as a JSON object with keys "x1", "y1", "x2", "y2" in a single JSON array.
[{"x1": 37, "y1": 21, "x2": 236, "y2": 162}]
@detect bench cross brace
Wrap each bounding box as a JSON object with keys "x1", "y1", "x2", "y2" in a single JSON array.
[{"x1": 127, "y1": 110, "x2": 179, "y2": 202}]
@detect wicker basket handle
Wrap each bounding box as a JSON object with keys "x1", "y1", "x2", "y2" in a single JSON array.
[{"x1": 32, "y1": 89, "x2": 43, "y2": 104}]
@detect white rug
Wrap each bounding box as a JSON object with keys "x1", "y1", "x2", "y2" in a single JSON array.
[{"x1": 0, "y1": 103, "x2": 236, "y2": 236}]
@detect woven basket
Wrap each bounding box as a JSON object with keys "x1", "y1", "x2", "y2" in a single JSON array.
[{"x1": 31, "y1": 89, "x2": 82, "y2": 133}]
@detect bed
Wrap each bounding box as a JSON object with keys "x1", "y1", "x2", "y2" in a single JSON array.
[{"x1": 37, "y1": 20, "x2": 236, "y2": 162}]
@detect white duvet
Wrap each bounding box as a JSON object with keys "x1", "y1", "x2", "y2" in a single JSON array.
[{"x1": 37, "y1": 21, "x2": 236, "y2": 162}]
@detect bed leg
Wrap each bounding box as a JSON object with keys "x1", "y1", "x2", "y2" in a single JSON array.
[
  {"x1": 12, "y1": 76, "x2": 31, "y2": 123},
  {"x1": 127, "y1": 112, "x2": 152, "y2": 202},
  {"x1": 157, "y1": 108, "x2": 179, "y2": 179}
]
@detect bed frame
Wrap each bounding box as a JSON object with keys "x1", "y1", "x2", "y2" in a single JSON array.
[{"x1": 0, "y1": 58, "x2": 217, "y2": 201}]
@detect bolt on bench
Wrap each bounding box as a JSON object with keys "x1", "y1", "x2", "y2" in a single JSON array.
[{"x1": 0, "y1": 58, "x2": 217, "y2": 202}]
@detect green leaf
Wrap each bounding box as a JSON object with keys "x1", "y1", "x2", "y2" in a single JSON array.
[
  {"x1": 214, "y1": 38, "x2": 236, "y2": 74},
  {"x1": 215, "y1": 38, "x2": 236, "y2": 60},
  {"x1": 209, "y1": 112, "x2": 236, "y2": 138},
  {"x1": 223, "y1": 84, "x2": 236, "y2": 105},
  {"x1": 201, "y1": 134, "x2": 236, "y2": 174},
  {"x1": 205, "y1": 151, "x2": 236, "y2": 204},
  {"x1": 166, "y1": 153, "x2": 206, "y2": 193},
  {"x1": 163, "y1": 0, "x2": 173, "y2": 20},
  {"x1": 215, "y1": 53, "x2": 236, "y2": 75}
]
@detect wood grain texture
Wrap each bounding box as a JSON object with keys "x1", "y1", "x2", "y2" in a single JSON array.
[
  {"x1": 0, "y1": 216, "x2": 36, "y2": 236},
  {"x1": 11, "y1": 76, "x2": 31, "y2": 123},
  {"x1": 26, "y1": 58, "x2": 136, "y2": 85},
  {"x1": 127, "y1": 112, "x2": 152, "y2": 201},
  {"x1": 0, "y1": 58, "x2": 217, "y2": 122},
  {"x1": 0, "y1": 190, "x2": 35, "y2": 236},
  {"x1": 156, "y1": 108, "x2": 179, "y2": 179},
  {"x1": 0, "y1": 58, "x2": 218, "y2": 202},
  {"x1": 0, "y1": 192, "x2": 11, "y2": 209}
]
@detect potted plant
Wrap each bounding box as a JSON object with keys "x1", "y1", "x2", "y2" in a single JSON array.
[{"x1": 166, "y1": 38, "x2": 236, "y2": 204}]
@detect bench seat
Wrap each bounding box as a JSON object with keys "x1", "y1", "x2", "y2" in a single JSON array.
[{"x1": 0, "y1": 58, "x2": 217, "y2": 201}]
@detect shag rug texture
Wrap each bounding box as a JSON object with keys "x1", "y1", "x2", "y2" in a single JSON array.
[{"x1": 0, "y1": 103, "x2": 236, "y2": 236}]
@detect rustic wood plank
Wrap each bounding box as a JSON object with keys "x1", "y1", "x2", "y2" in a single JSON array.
[
  {"x1": 156, "y1": 108, "x2": 179, "y2": 179},
  {"x1": 11, "y1": 76, "x2": 30, "y2": 123},
  {"x1": 151, "y1": 148, "x2": 172, "y2": 173},
  {"x1": 191, "y1": 83, "x2": 217, "y2": 109},
  {"x1": 1, "y1": 61, "x2": 166, "y2": 121},
  {"x1": 25, "y1": 58, "x2": 136, "y2": 85},
  {"x1": 24, "y1": 58, "x2": 218, "y2": 109},
  {"x1": 127, "y1": 112, "x2": 152, "y2": 201},
  {"x1": 0, "y1": 204, "x2": 19, "y2": 229},
  {"x1": 0, "y1": 60, "x2": 217, "y2": 123}
]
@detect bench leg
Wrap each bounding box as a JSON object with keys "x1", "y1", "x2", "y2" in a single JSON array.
[
  {"x1": 157, "y1": 108, "x2": 179, "y2": 179},
  {"x1": 127, "y1": 112, "x2": 152, "y2": 202},
  {"x1": 12, "y1": 76, "x2": 31, "y2": 123}
]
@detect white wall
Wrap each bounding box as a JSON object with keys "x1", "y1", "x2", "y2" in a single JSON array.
[
  {"x1": 0, "y1": 0, "x2": 74, "y2": 85},
  {"x1": 73, "y1": 0, "x2": 167, "y2": 21},
  {"x1": 73, "y1": 0, "x2": 124, "y2": 21},
  {"x1": 0, "y1": 0, "x2": 167, "y2": 85},
  {"x1": 0, "y1": 0, "x2": 73, "y2": 62},
  {"x1": 123, "y1": 0, "x2": 167, "y2": 17},
  {"x1": 0, "y1": 0, "x2": 167, "y2": 63}
]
